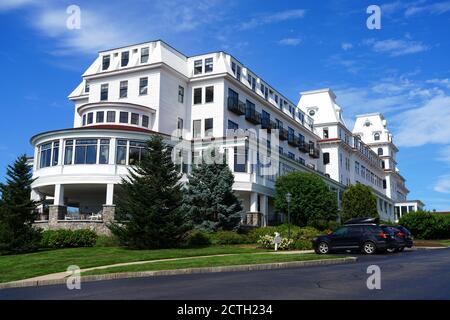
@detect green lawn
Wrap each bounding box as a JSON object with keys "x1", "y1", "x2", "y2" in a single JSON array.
[
  {"x1": 83, "y1": 253, "x2": 339, "y2": 276},
  {"x1": 439, "y1": 239, "x2": 450, "y2": 247},
  {"x1": 0, "y1": 246, "x2": 267, "y2": 283}
]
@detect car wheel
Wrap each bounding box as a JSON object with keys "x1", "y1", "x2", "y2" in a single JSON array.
[
  {"x1": 316, "y1": 242, "x2": 330, "y2": 254},
  {"x1": 397, "y1": 247, "x2": 405, "y2": 252},
  {"x1": 362, "y1": 241, "x2": 376, "y2": 255}
]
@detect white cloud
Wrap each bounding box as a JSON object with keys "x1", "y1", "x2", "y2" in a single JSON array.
[
  {"x1": 240, "y1": 9, "x2": 306, "y2": 30},
  {"x1": 0, "y1": 0, "x2": 38, "y2": 11},
  {"x1": 405, "y1": 1, "x2": 450, "y2": 16},
  {"x1": 341, "y1": 42, "x2": 353, "y2": 50},
  {"x1": 365, "y1": 38, "x2": 429, "y2": 56},
  {"x1": 437, "y1": 146, "x2": 450, "y2": 164},
  {"x1": 278, "y1": 38, "x2": 301, "y2": 46},
  {"x1": 434, "y1": 174, "x2": 450, "y2": 194},
  {"x1": 426, "y1": 78, "x2": 450, "y2": 89},
  {"x1": 394, "y1": 95, "x2": 450, "y2": 147}
]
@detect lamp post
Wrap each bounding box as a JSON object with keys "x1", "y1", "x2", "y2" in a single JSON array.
[{"x1": 286, "y1": 192, "x2": 292, "y2": 239}]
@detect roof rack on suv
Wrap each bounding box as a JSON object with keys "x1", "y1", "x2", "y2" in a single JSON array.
[{"x1": 344, "y1": 217, "x2": 379, "y2": 225}]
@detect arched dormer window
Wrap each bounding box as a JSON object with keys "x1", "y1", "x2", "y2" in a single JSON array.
[
  {"x1": 378, "y1": 147, "x2": 383, "y2": 156},
  {"x1": 374, "y1": 132, "x2": 380, "y2": 141}
]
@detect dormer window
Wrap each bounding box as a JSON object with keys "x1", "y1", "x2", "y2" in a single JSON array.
[
  {"x1": 121, "y1": 51, "x2": 129, "y2": 67},
  {"x1": 84, "y1": 81, "x2": 90, "y2": 93},
  {"x1": 102, "y1": 55, "x2": 110, "y2": 70},
  {"x1": 194, "y1": 60, "x2": 202, "y2": 75},
  {"x1": 205, "y1": 58, "x2": 213, "y2": 73},
  {"x1": 141, "y1": 47, "x2": 149, "y2": 63}
]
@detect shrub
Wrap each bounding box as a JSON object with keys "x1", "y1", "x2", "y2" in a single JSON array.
[
  {"x1": 399, "y1": 211, "x2": 450, "y2": 239},
  {"x1": 247, "y1": 224, "x2": 322, "y2": 244},
  {"x1": 292, "y1": 239, "x2": 312, "y2": 250},
  {"x1": 95, "y1": 235, "x2": 121, "y2": 247},
  {"x1": 184, "y1": 230, "x2": 211, "y2": 247},
  {"x1": 41, "y1": 229, "x2": 98, "y2": 248},
  {"x1": 257, "y1": 234, "x2": 293, "y2": 250},
  {"x1": 211, "y1": 231, "x2": 247, "y2": 245}
]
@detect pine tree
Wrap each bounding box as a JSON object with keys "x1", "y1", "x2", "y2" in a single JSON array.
[
  {"x1": 342, "y1": 184, "x2": 379, "y2": 222},
  {"x1": 183, "y1": 153, "x2": 242, "y2": 232},
  {"x1": 108, "y1": 135, "x2": 189, "y2": 249},
  {"x1": 0, "y1": 155, "x2": 41, "y2": 255}
]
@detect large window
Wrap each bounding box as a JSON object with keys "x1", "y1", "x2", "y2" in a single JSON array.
[
  {"x1": 323, "y1": 152, "x2": 330, "y2": 165},
  {"x1": 139, "y1": 77, "x2": 148, "y2": 95},
  {"x1": 205, "y1": 58, "x2": 213, "y2": 73},
  {"x1": 102, "y1": 55, "x2": 110, "y2": 70},
  {"x1": 119, "y1": 112, "x2": 129, "y2": 124},
  {"x1": 107, "y1": 111, "x2": 116, "y2": 122},
  {"x1": 140, "y1": 47, "x2": 149, "y2": 63},
  {"x1": 87, "y1": 112, "x2": 93, "y2": 125},
  {"x1": 131, "y1": 113, "x2": 139, "y2": 125},
  {"x1": 193, "y1": 88, "x2": 202, "y2": 104},
  {"x1": 100, "y1": 84, "x2": 108, "y2": 101},
  {"x1": 205, "y1": 86, "x2": 214, "y2": 103},
  {"x1": 177, "y1": 118, "x2": 183, "y2": 137},
  {"x1": 234, "y1": 146, "x2": 247, "y2": 172},
  {"x1": 96, "y1": 111, "x2": 104, "y2": 123},
  {"x1": 129, "y1": 141, "x2": 148, "y2": 165},
  {"x1": 205, "y1": 118, "x2": 213, "y2": 137},
  {"x1": 228, "y1": 120, "x2": 238, "y2": 130},
  {"x1": 64, "y1": 140, "x2": 73, "y2": 165},
  {"x1": 120, "y1": 81, "x2": 128, "y2": 98},
  {"x1": 142, "y1": 115, "x2": 149, "y2": 128},
  {"x1": 116, "y1": 140, "x2": 127, "y2": 165},
  {"x1": 39, "y1": 141, "x2": 59, "y2": 168},
  {"x1": 194, "y1": 60, "x2": 202, "y2": 74},
  {"x1": 374, "y1": 132, "x2": 380, "y2": 141},
  {"x1": 74, "y1": 139, "x2": 98, "y2": 164},
  {"x1": 377, "y1": 147, "x2": 383, "y2": 156},
  {"x1": 178, "y1": 85, "x2": 184, "y2": 103},
  {"x1": 193, "y1": 120, "x2": 201, "y2": 138},
  {"x1": 99, "y1": 139, "x2": 110, "y2": 164},
  {"x1": 121, "y1": 51, "x2": 129, "y2": 67}
]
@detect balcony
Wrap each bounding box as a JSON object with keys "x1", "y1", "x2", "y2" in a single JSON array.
[
  {"x1": 261, "y1": 118, "x2": 276, "y2": 131},
  {"x1": 288, "y1": 136, "x2": 299, "y2": 147},
  {"x1": 298, "y1": 141, "x2": 309, "y2": 153},
  {"x1": 245, "y1": 109, "x2": 261, "y2": 125},
  {"x1": 309, "y1": 147, "x2": 320, "y2": 158},
  {"x1": 227, "y1": 97, "x2": 246, "y2": 115},
  {"x1": 278, "y1": 127, "x2": 288, "y2": 140}
]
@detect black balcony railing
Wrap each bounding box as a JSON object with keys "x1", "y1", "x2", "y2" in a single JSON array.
[
  {"x1": 288, "y1": 136, "x2": 299, "y2": 147},
  {"x1": 261, "y1": 118, "x2": 276, "y2": 131},
  {"x1": 298, "y1": 141, "x2": 309, "y2": 153},
  {"x1": 278, "y1": 127, "x2": 288, "y2": 140},
  {"x1": 309, "y1": 147, "x2": 320, "y2": 158},
  {"x1": 245, "y1": 109, "x2": 261, "y2": 125},
  {"x1": 227, "y1": 97, "x2": 246, "y2": 115}
]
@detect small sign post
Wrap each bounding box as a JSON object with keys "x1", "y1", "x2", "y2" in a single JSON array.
[{"x1": 273, "y1": 232, "x2": 281, "y2": 251}]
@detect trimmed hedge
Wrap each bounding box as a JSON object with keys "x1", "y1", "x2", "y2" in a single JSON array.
[
  {"x1": 398, "y1": 211, "x2": 450, "y2": 240},
  {"x1": 184, "y1": 230, "x2": 211, "y2": 247},
  {"x1": 210, "y1": 231, "x2": 248, "y2": 245},
  {"x1": 41, "y1": 229, "x2": 98, "y2": 248}
]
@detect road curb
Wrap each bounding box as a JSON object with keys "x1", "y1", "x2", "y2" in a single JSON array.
[{"x1": 0, "y1": 256, "x2": 357, "y2": 290}]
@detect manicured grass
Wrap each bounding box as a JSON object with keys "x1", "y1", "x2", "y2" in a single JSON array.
[
  {"x1": 82, "y1": 253, "x2": 339, "y2": 276},
  {"x1": 0, "y1": 246, "x2": 267, "y2": 283},
  {"x1": 438, "y1": 239, "x2": 450, "y2": 247}
]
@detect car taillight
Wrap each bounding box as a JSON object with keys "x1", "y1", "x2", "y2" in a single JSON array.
[
  {"x1": 378, "y1": 232, "x2": 388, "y2": 239},
  {"x1": 397, "y1": 232, "x2": 405, "y2": 238}
]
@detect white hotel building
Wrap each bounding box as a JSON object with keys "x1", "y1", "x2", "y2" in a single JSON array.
[{"x1": 29, "y1": 40, "x2": 422, "y2": 233}]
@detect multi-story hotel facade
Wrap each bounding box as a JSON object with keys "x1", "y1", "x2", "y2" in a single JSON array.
[{"x1": 29, "y1": 40, "x2": 422, "y2": 233}]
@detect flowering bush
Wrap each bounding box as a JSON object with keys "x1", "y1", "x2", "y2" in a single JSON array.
[{"x1": 257, "y1": 234, "x2": 293, "y2": 250}]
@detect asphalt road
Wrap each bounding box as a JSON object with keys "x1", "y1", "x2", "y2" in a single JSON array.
[{"x1": 1, "y1": 248, "x2": 449, "y2": 300}]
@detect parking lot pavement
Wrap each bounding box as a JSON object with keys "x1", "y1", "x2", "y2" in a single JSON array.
[{"x1": 0, "y1": 248, "x2": 449, "y2": 300}]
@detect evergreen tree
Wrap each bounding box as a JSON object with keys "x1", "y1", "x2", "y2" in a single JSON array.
[
  {"x1": 0, "y1": 155, "x2": 41, "y2": 255},
  {"x1": 342, "y1": 184, "x2": 379, "y2": 222},
  {"x1": 109, "y1": 135, "x2": 189, "y2": 249},
  {"x1": 183, "y1": 152, "x2": 242, "y2": 232},
  {"x1": 275, "y1": 172, "x2": 338, "y2": 229}
]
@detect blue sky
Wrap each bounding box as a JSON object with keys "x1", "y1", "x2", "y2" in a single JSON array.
[{"x1": 0, "y1": 0, "x2": 449, "y2": 210}]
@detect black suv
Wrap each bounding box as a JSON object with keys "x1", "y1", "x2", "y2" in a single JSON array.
[{"x1": 312, "y1": 218, "x2": 396, "y2": 254}]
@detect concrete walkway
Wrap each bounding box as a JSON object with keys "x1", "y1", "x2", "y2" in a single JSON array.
[{"x1": 5, "y1": 249, "x2": 314, "y2": 285}]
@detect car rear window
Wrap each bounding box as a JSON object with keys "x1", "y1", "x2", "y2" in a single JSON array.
[{"x1": 364, "y1": 225, "x2": 382, "y2": 233}]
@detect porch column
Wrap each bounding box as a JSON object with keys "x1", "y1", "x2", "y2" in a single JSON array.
[
  {"x1": 260, "y1": 194, "x2": 269, "y2": 227},
  {"x1": 54, "y1": 184, "x2": 64, "y2": 206},
  {"x1": 250, "y1": 192, "x2": 258, "y2": 212},
  {"x1": 103, "y1": 183, "x2": 116, "y2": 223},
  {"x1": 246, "y1": 192, "x2": 260, "y2": 226}
]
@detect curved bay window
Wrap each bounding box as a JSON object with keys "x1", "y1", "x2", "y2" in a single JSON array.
[
  {"x1": 75, "y1": 139, "x2": 98, "y2": 164},
  {"x1": 39, "y1": 141, "x2": 59, "y2": 168},
  {"x1": 129, "y1": 141, "x2": 148, "y2": 165}
]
